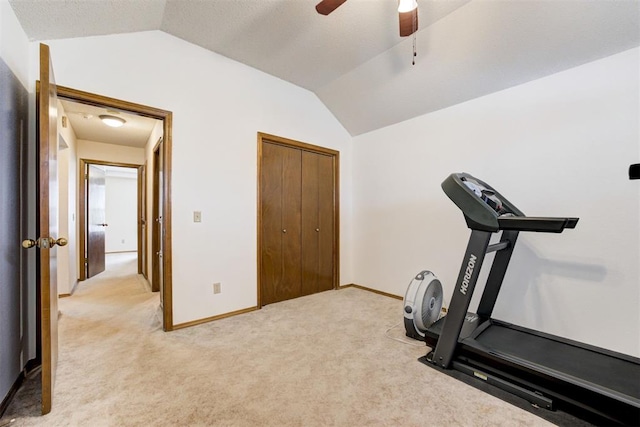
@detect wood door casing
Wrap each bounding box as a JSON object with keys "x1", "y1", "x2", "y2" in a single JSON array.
[
  {"x1": 38, "y1": 42, "x2": 59, "y2": 416},
  {"x1": 57, "y1": 86, "x2": 174, "y2": 331},
  {"x1": 87, "y1": 164, "x2": 106, "y2": 278},
  {"x1": 258, "y1": 133, "x2": 339, "y2": 307}
]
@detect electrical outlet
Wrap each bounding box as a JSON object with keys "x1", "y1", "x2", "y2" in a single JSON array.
[
  {"x1": 213, "y1": 282, "x2": 221, "y2": 294},
  {"x1": 193, "y1": 211, "x2": 202, "y2": 223}
]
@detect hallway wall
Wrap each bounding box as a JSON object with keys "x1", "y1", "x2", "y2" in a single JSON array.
[
  {"x1": 56, "y1": 100, "x2": 79, "y2": 296},
  {"x1": 105, "y1": 175, "x2": 137, "y2": 253}
]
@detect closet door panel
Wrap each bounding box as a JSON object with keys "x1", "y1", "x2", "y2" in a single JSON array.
[
  {"x1": 301, "y1": 151, "x2": 320, "y2": 295},
  {"x1": 280, "y1": 145, "x2": 303, "y2": 301},
  {"x1": 260, "y1": 142, "x2": 285, "y2": 305},
  {"x1": 317, "y1": 153, "x2": 335, "y2": 292}
]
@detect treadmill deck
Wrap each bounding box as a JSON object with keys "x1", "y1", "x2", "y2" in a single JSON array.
[{"x1": 473, "y1": 323, "x2": 640, "y2": 402}]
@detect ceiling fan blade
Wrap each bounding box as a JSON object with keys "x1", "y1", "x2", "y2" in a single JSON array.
[
  {"x1": 399, "y1": 8, "x2": 419, "y2": 37},
  {"x1": 316, "y1": 0, "x2": 347, "y2": 15}
]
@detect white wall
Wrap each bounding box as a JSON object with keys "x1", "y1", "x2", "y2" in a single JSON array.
[
  {"x1": 352, "y1": 48, "x2": 640, "y2": 357},
  {"x1": 32, "y1": 31, "x2": 353, "y2": 325},
  {"x1": 77, "y1": 139, "x2": 145, "y2": 165},
  {"x1": 0, "y1": 0, "x2": 29, "y2": 88},
  {"x1": 105, "y1": 175, "x2": 138, "y2": 253},
  {"x1": 57, "y1": 100, "x2": 79, "y2": 295}
]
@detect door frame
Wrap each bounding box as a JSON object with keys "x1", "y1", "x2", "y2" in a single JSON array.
[
  {"x1": 256, "y1": 132, "x2": 340, "y2": 308},
  {"x1": 78, "y1": 159, "x2": 143, "y2": 280},
  {"x1": 58, "y1": 85, "x2": 175, "y2": 331}
]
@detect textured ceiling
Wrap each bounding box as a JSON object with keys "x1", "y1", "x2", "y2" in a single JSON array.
[{"x1": 10, "y1": 0, "x2": 640, "y2": 136}]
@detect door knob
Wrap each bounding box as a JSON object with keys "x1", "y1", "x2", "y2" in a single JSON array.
[
  {"x1": 282, "y1": 229, "x2": 287, "y2": 233},
  {"x1": 315, "y1": 228, "x2": 320, "y2": 232},
  {"x1": 22, "y1": 239, "x2": 37, "y2": 249},
  {"x1": 99, "y1": 223, "x2": 109, "y2": 227},
  {"x1": 22, "y1": 237, "x2": 68, "y2": 249}
]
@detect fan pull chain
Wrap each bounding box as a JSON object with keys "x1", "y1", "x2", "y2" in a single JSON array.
[
  {"x1": 412, "y1": 10, "x2": 417, "y2": 65},
  {"x1": 412, "y1": 32, "x2": 417, "y2": 65}
]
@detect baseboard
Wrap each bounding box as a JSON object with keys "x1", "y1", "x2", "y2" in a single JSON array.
[
  {"x1": 140, "y1": 276, "x2": 152, "y2": 292},
  {"x1": 0, "y1": 369, "x2": 26, "y2": 419},
  {"x1": 172, "y1": 306, "x2": 259, "y2": 330},
  {"x1": 1, "y1": 359, "x2": 41, "y2": 418},
  {"x1": 59, "y1": 280, "x2": 79, "y2": 298},
  {"x1": 339, "y1": 284, "x2": 403, "y2": 300}
]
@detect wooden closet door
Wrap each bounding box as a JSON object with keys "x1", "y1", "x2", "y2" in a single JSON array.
[
  {"x1": 261, "y1": 143, "x2": 302, "y2": 305},
  {"x1": 301, "y1": 151, "x2": 334, "y2": 295}
]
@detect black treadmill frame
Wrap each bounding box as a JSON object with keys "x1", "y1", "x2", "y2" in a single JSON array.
[{"x1": 423, "y1": 172, "x2": 640, "y2": 426}]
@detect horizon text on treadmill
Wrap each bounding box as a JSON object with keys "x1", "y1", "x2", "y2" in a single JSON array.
[{"x1": 460, "y1": 254, "x2": 477, "y2": 295}]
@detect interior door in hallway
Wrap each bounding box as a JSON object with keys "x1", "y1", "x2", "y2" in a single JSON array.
[
  {"x1": 152, "y1": 140, "x2": 164, "y2": 297},
  {"x1": 87, "y1": 164, "x2": 106, "y2": 278}
]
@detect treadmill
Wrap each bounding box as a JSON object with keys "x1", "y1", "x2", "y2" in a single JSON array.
[{"x1": 421, "y1": 172, "x2": 640, "y2": 426}]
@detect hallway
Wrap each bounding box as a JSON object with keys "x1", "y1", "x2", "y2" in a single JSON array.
[{"x1": 62, "y1": 252, "x2": 161, "y2": 330}]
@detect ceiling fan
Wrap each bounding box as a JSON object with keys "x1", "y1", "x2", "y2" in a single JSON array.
[{"x1": 315, "y1": 0, "x2": 419, "y2": 37}]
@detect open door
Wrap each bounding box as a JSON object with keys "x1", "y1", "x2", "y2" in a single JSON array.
[
  {"x1": 86, "y1": 164, "x2": 106, "y2": 278},
  {"x1": 139, "y1": 164, "x2": 147, "y2": 277},
  {"x1": 22, "y1": 43, "x2": 66, "y2": 415},
  {"x1": 152, "y1": 139, "x2": 163, "y2": 295}
]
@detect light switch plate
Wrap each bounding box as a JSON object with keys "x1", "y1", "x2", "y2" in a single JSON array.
[{"x1": 194, "y1": 211, "x2": 202, "y2": 222}]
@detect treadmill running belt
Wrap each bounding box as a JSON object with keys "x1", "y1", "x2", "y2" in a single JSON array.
[{"x1": 474, "y1": 324, "x2": 640, "y2": 400}]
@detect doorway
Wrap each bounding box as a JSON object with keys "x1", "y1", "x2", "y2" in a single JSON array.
[
  {"x1": 78, "y1": 161, "x2": 144, "y2": 280},
  {"x1": 57, "y1": 85, "x2": 174, "y2": 331}
]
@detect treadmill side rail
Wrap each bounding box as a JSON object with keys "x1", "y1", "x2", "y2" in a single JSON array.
[{"x1": 451, "y1": 360, "x2": 554, "y2": 410}]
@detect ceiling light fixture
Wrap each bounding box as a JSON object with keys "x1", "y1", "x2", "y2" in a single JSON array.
[
  {"x1": 99, "y1": 115, "x2": 126, "y2": 128},
  {"x1": 398, "y1": 0, "x2": 418, "y2": 13}
]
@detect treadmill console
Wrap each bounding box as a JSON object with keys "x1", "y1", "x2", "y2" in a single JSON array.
[{"x1": 442, "y1": 173, "x2": 578, "y2": 233}]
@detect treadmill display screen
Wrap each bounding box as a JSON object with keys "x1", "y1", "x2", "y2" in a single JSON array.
[{"x1": 460, "y1": 177, "x2": 508, "y2": 215}]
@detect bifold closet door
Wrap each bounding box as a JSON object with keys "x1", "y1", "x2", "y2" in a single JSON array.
[
  {"x1": 261, "y1": 142, "x2": 302, "y2": 305},
  {"x1": 301, "y1": 151, "x2": 334, "y2": 296}
]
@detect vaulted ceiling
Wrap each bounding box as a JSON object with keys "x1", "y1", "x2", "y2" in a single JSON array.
[{"x1": 9, "y1": 0, "x2": 640, "y2": 136}]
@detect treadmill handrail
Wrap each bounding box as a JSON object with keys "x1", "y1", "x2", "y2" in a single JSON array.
[{"x1": 497, "y1": 216, "x2": 579, "y2": 233}]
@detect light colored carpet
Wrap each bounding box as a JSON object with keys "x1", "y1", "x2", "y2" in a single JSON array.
[{"x1": 1, "y1": 253, "x2": 552, "y2": 426}]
